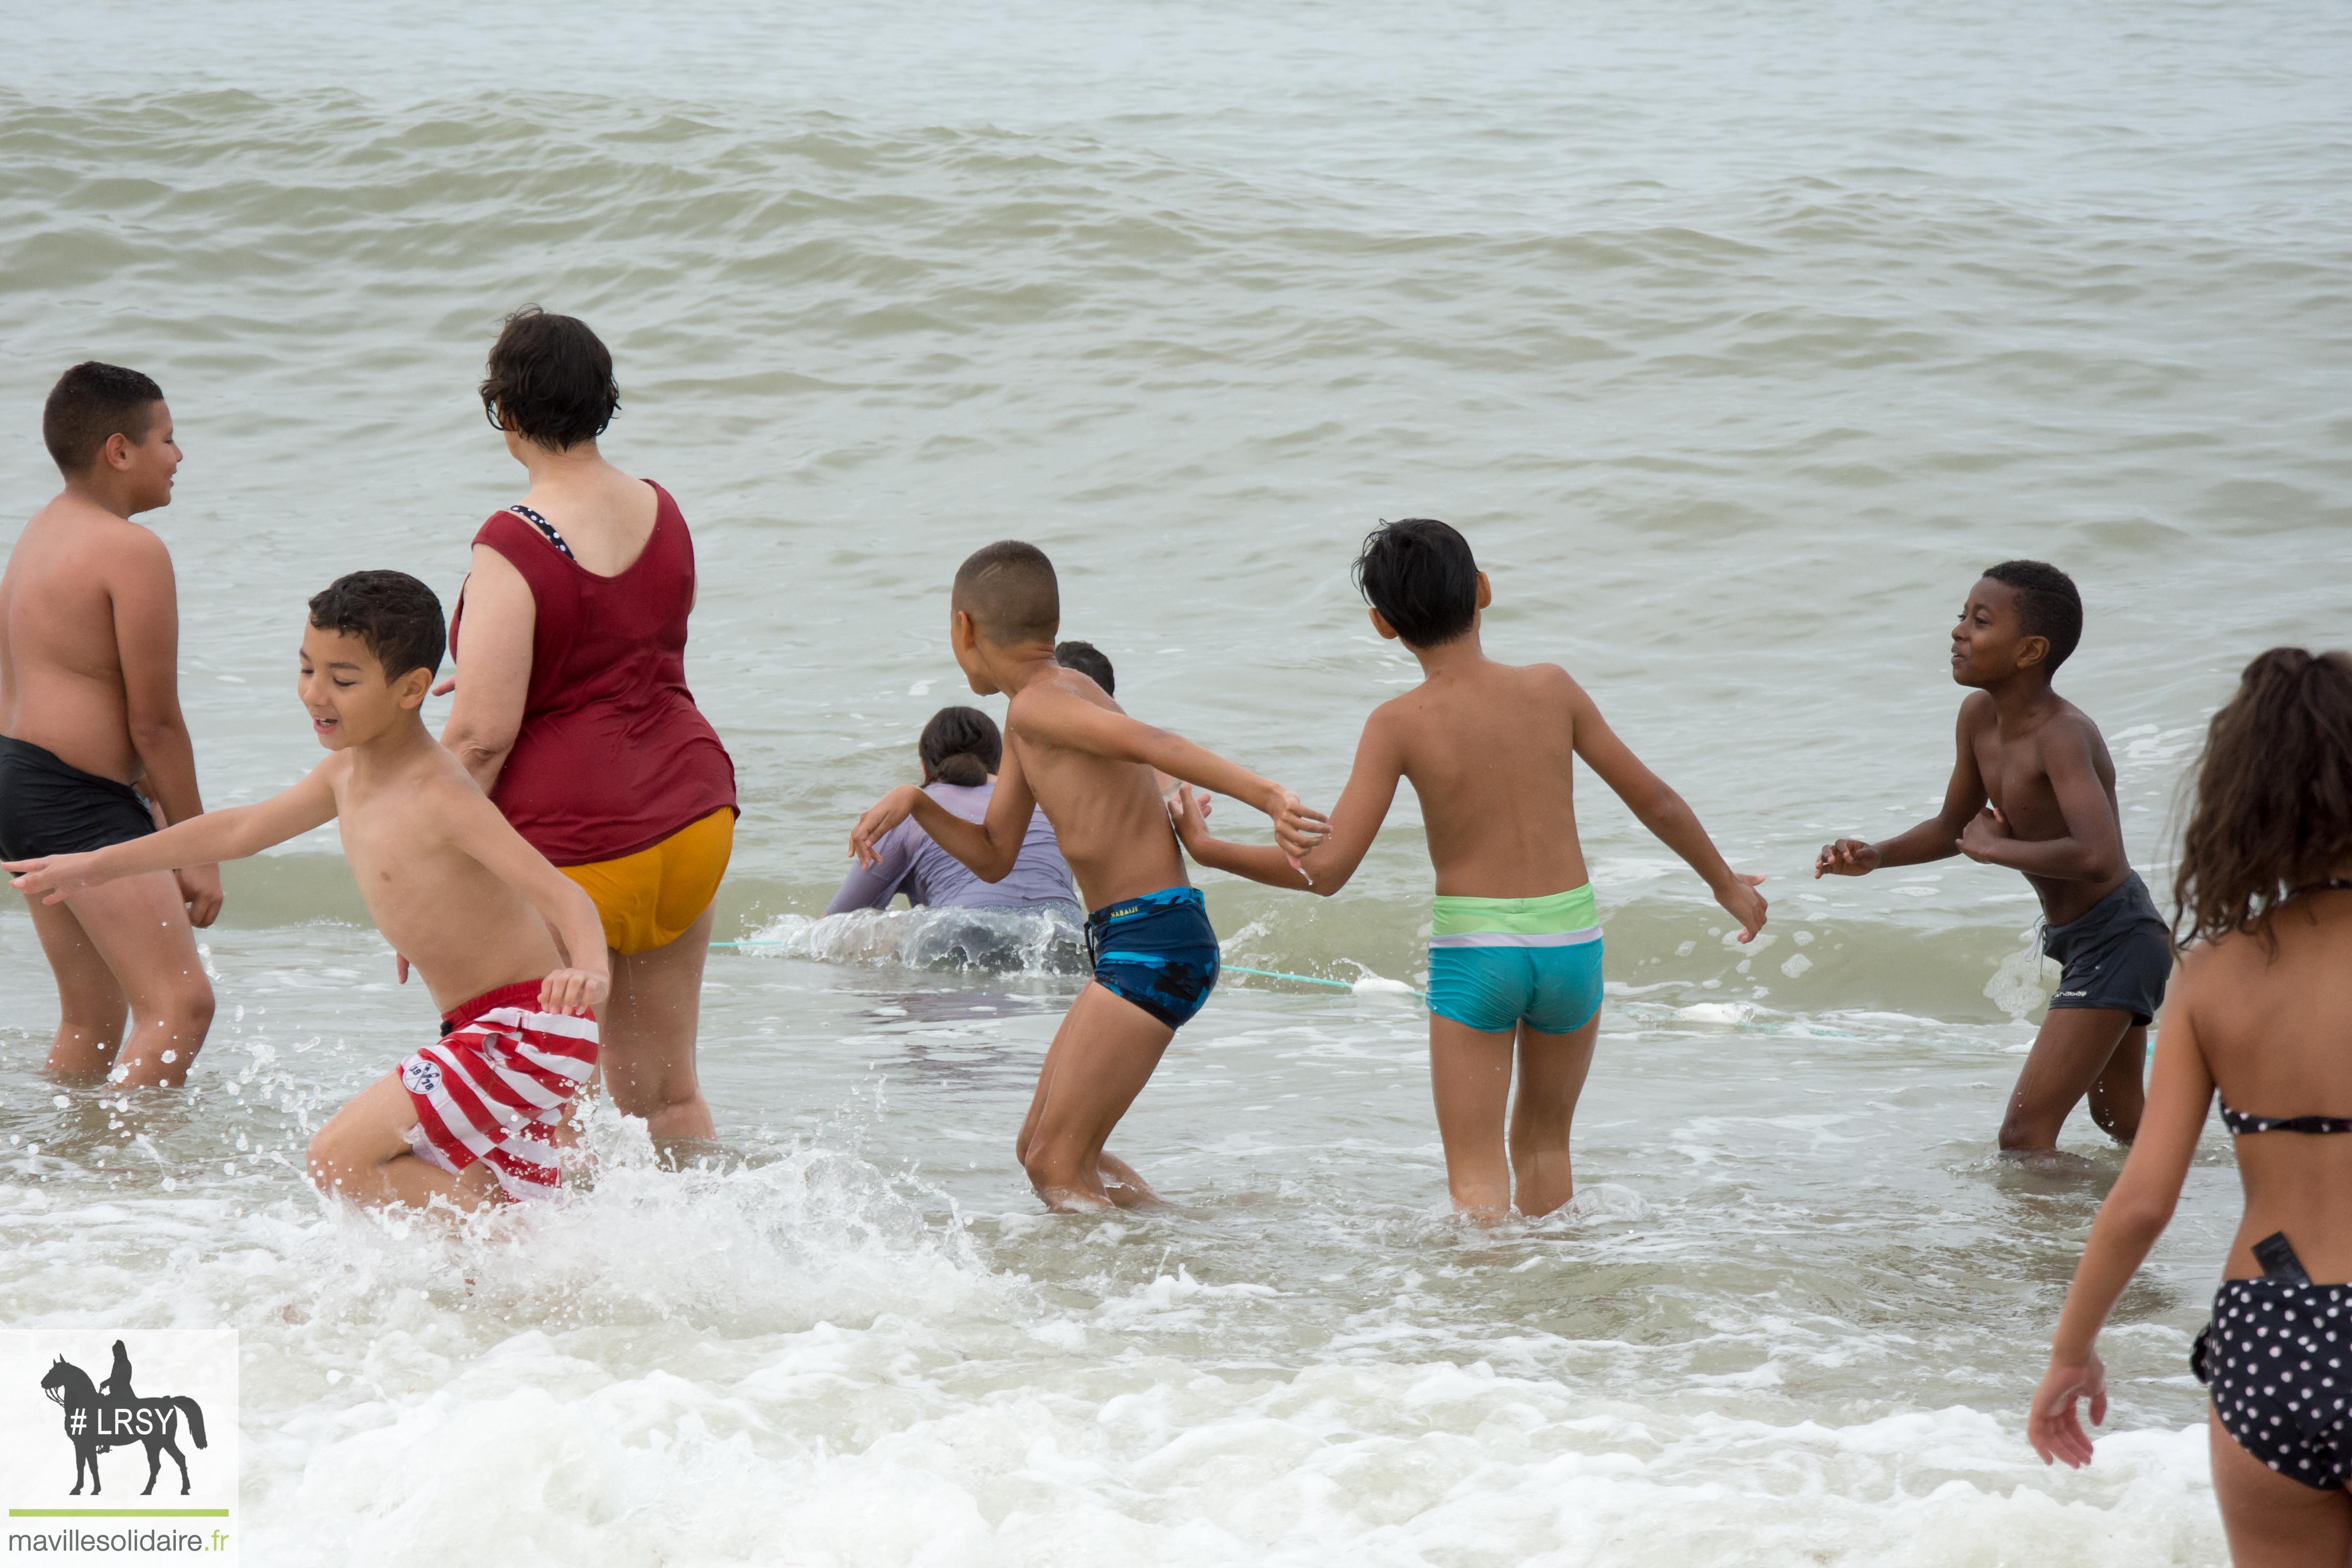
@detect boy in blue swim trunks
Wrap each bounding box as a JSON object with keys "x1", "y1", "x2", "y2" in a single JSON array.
[
  {"x1": 1172, "y1": 519, "x2": 1765, "y2": 1220},
  {"x1": 852, "y1": 541, "x2": 1326, "y2": 1211}
]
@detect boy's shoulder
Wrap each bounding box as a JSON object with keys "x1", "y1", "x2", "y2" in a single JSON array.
[
  {"x1": 2036, "y1": 695, "x2": 2110, "y2": 756},
  {"x1": 15, "y1": 495, "x2": 167, "y2": 569},
  {"x1": 1369, "y1": 659, "x2": 1578, "y2": 752},
  {"x1": 1007, "y1": 667, "x2": 1118, "y2": 727},
  {"x1": 1378, "y1": 658, "x2": 1575, "y2": 713}
]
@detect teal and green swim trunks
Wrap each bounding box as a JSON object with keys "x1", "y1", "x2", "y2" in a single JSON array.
[{"x1": 1425, "y1": 884, "x2": 1604, "y2": 1035}]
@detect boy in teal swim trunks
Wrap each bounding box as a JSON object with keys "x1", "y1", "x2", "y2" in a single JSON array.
[
  {"x1": 851, "y1": 541, "x2": 1326, "y2": 1212},
  {"x1": 1172, "y1": 518, "x2": 1766, "y2": 1219}
]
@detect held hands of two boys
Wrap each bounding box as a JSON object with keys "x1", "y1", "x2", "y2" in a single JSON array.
[
  {"x1": 852, "y1": 781, "x2": 1325, "y2": 869},
  {"x1": 1262, "y1": 785, "x2": 1327, "y2": 861}
]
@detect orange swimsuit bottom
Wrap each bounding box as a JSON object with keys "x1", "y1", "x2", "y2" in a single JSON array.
[{"x1": 558, "y1": 806, "x2": 735, "y2": 956}]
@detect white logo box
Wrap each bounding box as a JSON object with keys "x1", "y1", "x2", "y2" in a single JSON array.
[{"x1": 0, "y1": 1330, "x2": 238, "y2": 1567}]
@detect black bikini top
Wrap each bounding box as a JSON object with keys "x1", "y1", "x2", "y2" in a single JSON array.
[{"x1": 2221, "y1": 1105, "x2": 2352, "y2": 1136}]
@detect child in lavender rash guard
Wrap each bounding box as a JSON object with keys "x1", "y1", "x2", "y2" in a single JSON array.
[{"x1": 828, "y1": 706, "x2": 1079, "y2": 918}]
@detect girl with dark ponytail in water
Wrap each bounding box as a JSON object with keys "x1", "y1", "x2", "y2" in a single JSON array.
[
  {"x1": 828, "y1": 706, "x2": 1080, "y2": 918},
  {"x1": 2032, "y1": 648, "x2": 2352, "y2": 1562}
]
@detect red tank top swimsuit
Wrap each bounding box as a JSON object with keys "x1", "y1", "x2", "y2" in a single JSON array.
[{"x1": 450, "y1": 480, "x2": 737, "y2": 867}]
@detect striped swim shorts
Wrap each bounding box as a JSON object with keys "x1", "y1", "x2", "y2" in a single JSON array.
[{"x1": 398, "y1": 980, "x2": 599, "y2": 1202}]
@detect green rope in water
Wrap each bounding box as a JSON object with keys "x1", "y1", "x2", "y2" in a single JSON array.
[
  {"x1": 712, "y1": 941, "x2": 1419, "y2": 999},
  {"x1": 1223, "y1": 964, "x2": 1422, "y2": 999}
]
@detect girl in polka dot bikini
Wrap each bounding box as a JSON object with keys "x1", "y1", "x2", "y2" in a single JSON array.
[{"x1": 2031, "y1": 647, "x2": 2352, "y2": 1563}]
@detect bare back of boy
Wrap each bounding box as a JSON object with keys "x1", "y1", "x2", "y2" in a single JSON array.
[
  {"x1": 1178, "y1": 636, "x2": 1763, "y2": 1219},
  {"x1": 1001, "y1": 669, "x2": 1190, "y2": 905},
  {"x1": 974, "y1": 672, "x2": 1246, "y2": 1209},
  {"x1": 1365, "y1": 659, "x2": 1590, "y2": 896},
  {"x1": 1, "y1": 489, "x2": 218, "y2": 1084},
  {"x1": 853, "y1": 550, "x2": 1324, "y2": 1212},
  {"x1": 1, "y1": 497, "x2": 171, "y2": 781}
]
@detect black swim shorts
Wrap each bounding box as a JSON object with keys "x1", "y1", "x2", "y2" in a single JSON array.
[
  {"x1": 2041, "y1": 870, "x2": 2172, "y2": 1027},
  {"x1": 0, "y1": 735, "x2": 157, "y2": 863}
]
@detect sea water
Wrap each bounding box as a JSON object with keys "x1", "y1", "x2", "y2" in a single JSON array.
[{"x1": 4, "y1": 3, "x2": 2349, "y2": 1561}]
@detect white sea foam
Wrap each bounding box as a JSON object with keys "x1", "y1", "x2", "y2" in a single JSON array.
[{"x1": 741, "y1": 907, "x2": 1087, "y2": 977}]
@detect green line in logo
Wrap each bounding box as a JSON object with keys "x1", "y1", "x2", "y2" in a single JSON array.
[{"x1": 8, "y1": 1508, "x2": 230, "y2": 1517}]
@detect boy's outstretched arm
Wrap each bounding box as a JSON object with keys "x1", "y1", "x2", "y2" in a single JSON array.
[
  {"x1": 1817, "y1": 699, "x2": 1987, "y2": 878},
  {"x1": 1172, "y1": 711, "x2": 1403, "y2": 896},
  {"x1": 1012, "y1": 685, "x2": 1327, "y2": 857},
  {"x1": 852, "y1": 736, "x2": 1041, "y2": 883},
  {"x1": 6, "y1": 765, "x2": 340, "y2": 902},
  {"x1": 1956, "y1": 718, "x2": 2126, "y2": 882},
  {"x1": 438, "y1": 777, "x2": 611, "y2": 1015},
  {"x1": 1567, "y1": 675, "x2": 1768, "y2": 941}
]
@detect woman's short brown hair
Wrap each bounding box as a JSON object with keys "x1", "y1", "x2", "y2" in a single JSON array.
[
  {"x1": 479, "y1": 306, "x2": 619, "y2": 450},
  {"x1": 2175, "y1": 647, "x2": 2352, "y2": 947}
]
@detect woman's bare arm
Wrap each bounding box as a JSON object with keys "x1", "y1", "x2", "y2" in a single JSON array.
[{"x1": 439, "y1": 546, "x2": 536, "y2": 795}]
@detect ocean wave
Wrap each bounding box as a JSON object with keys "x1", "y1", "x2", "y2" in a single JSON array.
[{"x1": 738, "y1": 906, "x2": 1090, "y2": 977}]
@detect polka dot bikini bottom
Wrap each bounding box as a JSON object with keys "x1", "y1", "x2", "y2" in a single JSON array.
[{"x1": 2194, "y1": 1269, "x2": 2352, "y2": 1491}]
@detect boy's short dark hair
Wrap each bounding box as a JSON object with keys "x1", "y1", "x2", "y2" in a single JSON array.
[
  {"x1": 307, "y1": 571, "x2": 446, "y2": 681},
  {"x1": 1354, "y1": 518, "x2": 1479, "y2": 647},
  {"x1": 953, "y1": 541, "x2": 1059, "y2": 647},
  {"x1": 1054, "y1": 640, "x2": 1115, "y2": 696},
  {"x1": 1982, "y1": 560, "x2": 2082, "y2": 672},
  {"x1": 478, "y1": 306, "x2": 620, "y2": 451},
  {"x1": 43, "y1": 362, "x2": 165, "y2": 476}
]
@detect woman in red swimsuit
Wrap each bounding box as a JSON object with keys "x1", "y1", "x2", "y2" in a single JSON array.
[{"x1": 439, "y1": 307, "x2": 736, "y2": 1141}]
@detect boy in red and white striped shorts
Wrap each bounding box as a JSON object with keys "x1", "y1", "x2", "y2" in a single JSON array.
[{"x1": 9, "y1": 571, "x2": 610, "y2": 1213}]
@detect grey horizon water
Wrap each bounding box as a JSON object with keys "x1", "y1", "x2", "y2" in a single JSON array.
[{"x1": 4, "y1": 3, "x2": 2348, "y2": 1563}]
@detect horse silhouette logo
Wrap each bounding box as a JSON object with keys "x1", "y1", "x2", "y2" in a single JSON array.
[{"x1": 37, "y1": 1340, "x2": 208, "y2": 1495}]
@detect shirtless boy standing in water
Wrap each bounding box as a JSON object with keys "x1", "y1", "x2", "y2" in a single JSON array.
[
  {"x1": 11, "y1": 572, "x2": 609, "y2": 1213},
  {"x1": 0, "y1": 364, "x2": 220, "y2": 1086},
  {"x1": 1817, "y1": 561, "x2": 2168, "y2": 1156},
  {"x1": 851, "y1": 541, "x2": 1325, "y2": 1211},
  {"x1": 1172, "y1": 519, "x2": 1766, "y2": 1220}
]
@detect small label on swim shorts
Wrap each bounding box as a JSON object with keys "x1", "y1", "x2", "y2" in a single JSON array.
[{"x1": 400, "y1": 1058, "x2": 441, "y2": 1097}]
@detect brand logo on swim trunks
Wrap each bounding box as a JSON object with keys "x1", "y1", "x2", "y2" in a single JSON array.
[
  {"x1": 2, "y1": 1329, "x2": 241, "y2": 1563},
  {"x1": 401, "y1": 1057, "x2": 441, "y2": 1096}
]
